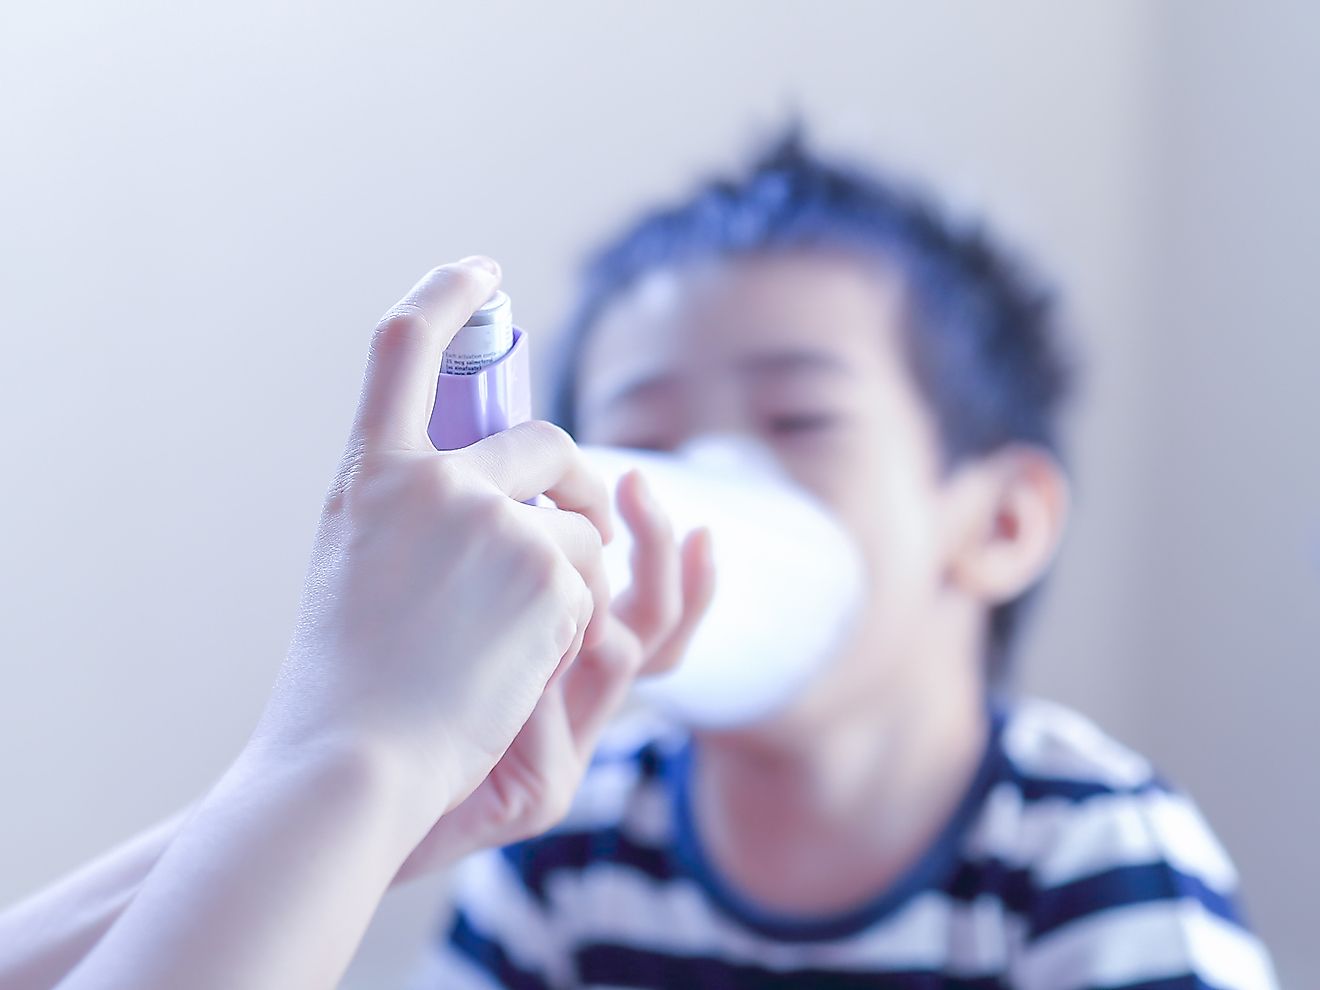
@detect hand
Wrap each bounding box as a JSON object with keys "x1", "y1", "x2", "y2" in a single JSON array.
[
  {"x1": 255, "y1": 256, "x2": 616, "y2": 844},
  {"x1": 395, "y1": 468, "x2": 716, "y2": 879},
  {"x1": 0, "y1": 258, "x2": 627, "y2": 990}
]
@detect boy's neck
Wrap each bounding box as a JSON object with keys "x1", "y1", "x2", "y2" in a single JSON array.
[{"x1": 689, "y1": 629, "x2": 989, "y2": 918}]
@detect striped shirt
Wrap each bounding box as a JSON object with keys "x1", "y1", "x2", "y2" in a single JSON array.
[{"x1": 411, "y1": 698, "x2": 1277, "y2": 989}]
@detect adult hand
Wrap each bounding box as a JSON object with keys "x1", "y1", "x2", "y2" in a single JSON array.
[
  {"x1": 257, "y1": 255, "x2": 616, "y2": 843},
  {"x1": 4, "y1": 258, "x2": 630, "y2": 990}
]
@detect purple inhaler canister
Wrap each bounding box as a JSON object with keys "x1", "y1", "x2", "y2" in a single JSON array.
[{"x1": 426, "y1": 291, "x2": 531, "y2": 451}]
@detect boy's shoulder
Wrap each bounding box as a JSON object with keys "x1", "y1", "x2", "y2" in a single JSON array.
[
  {"x1": 968, "y1": 700, "x2": 1274, "y2": 987},
  {"x1": 998, "y1": 695, "x2": 1160, "y2": 796},
  {"x1": 967, "y1": 697, "x2": 1243, "y2": 907}
]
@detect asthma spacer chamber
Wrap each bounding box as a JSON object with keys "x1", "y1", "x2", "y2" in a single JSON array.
[{"x1": 582, "y1": 438, "x2": 864, "y2": 729}]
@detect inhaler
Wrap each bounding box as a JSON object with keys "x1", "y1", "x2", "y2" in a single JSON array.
[{"x1": 427, "y1": 292, "x2": 863, "y2": 729}]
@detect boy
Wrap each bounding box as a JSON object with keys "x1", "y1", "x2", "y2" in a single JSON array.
[{"x1": 411, "y1": 133, "x2": 1277, "y2": 988}]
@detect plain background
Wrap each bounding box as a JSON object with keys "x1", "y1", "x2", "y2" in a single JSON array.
[{"x1": 1, "y1": 2, "x2": 1315, "y2": 986}]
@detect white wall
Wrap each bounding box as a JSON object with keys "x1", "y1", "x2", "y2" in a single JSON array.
[
  {"x1": 1133, "y1": 2, "x2": 1320, "y2": 980},
  {"x1": 0, "y1": 2, "x2": 1312, "y2": 986}
]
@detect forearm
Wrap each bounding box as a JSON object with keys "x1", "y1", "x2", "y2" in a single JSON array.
[
  {"x1": 0, "y1": 808, "x2": 191, "y2": 990},
  {"x1": 55, "y1": 735, "x2": 434, "y2": 990}
]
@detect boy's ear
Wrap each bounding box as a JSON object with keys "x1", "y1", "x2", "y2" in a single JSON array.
[{"x1": 945, "y1": 445, "x2": 1069, "y2": 605}]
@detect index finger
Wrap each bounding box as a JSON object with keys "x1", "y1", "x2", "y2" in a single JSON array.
[
  {"x1": 348, "y1": 257, "x2": 502, "y2": 452},
  {"x1": 458, "y1": 420, "x2": 614, "y2": 543}
]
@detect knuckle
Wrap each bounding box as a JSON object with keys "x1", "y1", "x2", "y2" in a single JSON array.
[
  {"x1": 552, "y1": 609, "x2": 580, "y2": 655},
  {"x1": 371, "y1": 306, "x2": 430, "y2": 349},
  {"x1": 323, "y1": 447, "x2": 407, "y2": 524},
  {"x1": 419, "y1": 456, "x2": 463, "y2": 498},
  {"x1": 652, "y1": 510, "x2": 677, "y2": 543},
  {"x1": 656, "y1": 596, "x2": 684, "y2": 634},
  {"x1": 548, "y1": 568, "x2": 591, "y2": 631},
  {"x1": 660, "y1": 581, "x2": 685, "y2": 620},
  {"x1": 461, "y1": 489, "x2": 513, "y2": 531},
  {"x1": 645, "y1": 645, "x2": 684, "y2": 677},
  {"x1": 635, "y1": 504, "x2": 675, "y2": 548},
  {"x1": 641, "y1": 593, "x2": 683, "y2": 639},
  {"x1": 480, "y1": 498, "x2": 514, "y2": 538},
  {"x1": 571, "y1": 509, "x2": 605, "y2": 555},
  {"x1": 461, "y1": 499, "x2": 537, "y2": 565},
  {"x1": 578, "y1": 585, "x2": 597, "y2": 627},
  {"x1": 517, "y1": 538, "x2": 564, "y2": 591},
  {"x1": 523, "y1": 419, "x2": 572, "y2": 451},
  {"x1": 621, "y1": 637, "x2": 649, "y2": 676}
]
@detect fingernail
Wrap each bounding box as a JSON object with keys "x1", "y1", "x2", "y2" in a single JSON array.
[{"x1": 457, "y1": 255, "x2": 501, "y2": 278}]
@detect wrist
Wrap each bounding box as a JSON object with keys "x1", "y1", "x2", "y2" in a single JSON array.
[{"x1": 237, "y1": 728, "x2": 450, "y2": 863}]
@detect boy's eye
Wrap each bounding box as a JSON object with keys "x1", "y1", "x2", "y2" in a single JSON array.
[
  {"x1": 611, "y1": 437, "x2": 675, "y2": 453},
  {"x1": 765, "y1": 412, "x2": 839, "y2": 436}
]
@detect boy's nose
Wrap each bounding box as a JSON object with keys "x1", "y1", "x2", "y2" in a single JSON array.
[{"x1": 667, "y1": 382, "x2": 760, "y2": 452}]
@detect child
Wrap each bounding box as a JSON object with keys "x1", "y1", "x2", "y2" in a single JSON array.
[{"x1": 412, "y1": 134, "x2": 1278, "y2": 989}]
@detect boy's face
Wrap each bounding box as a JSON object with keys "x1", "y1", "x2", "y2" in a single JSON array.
[{"x1": 574, "y1": 250, "x2": 976, "y2": 727}]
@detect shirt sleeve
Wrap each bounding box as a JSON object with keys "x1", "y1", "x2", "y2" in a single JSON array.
[
  {"x1": 406, "y1": 846, "x2": 570, "y2": 990},
  {"x1": 1009, "y1": 783, "x2": 1279, "y2": 990}
]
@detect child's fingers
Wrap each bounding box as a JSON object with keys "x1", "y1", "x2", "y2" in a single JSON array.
[
  {"x1": 499, "y1": 682, "x2": 582, "y2": 838},
  {"x1": 561, "y1": 614, "x2": 645, "y2": 763},
  {"x1": 611, "y1": 470, "x2": 682, "y2": 651},
  {"x1": 640, "y1": 527, "x2": 716, "y2": 678},
  {"x1": 397, "y1": 678, "x2": 585, "y2": 881},
  {"x1": 561, "y1": 528, "x2": 714, "y2": 765}
]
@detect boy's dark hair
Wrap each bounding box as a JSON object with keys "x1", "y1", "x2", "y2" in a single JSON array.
[{"x1": 550, "y1": 127, "x2": 1073, "y2": 682}]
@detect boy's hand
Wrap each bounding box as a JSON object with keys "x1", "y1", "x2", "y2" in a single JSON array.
[
  {"x1": 394, "y1": 470, "x2": 715, "y2": 880},
  {"x1": 257, "y1": 257, "x2": 615, "y2": 846}
]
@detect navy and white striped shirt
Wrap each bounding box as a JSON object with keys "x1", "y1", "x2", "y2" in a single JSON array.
[{"x1": 411, "y1": 699, "x2": 1276, "y2": 989}]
